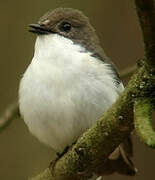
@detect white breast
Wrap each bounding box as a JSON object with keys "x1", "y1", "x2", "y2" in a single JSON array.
[{"x1": 19, "y1": 34, "x2": 124, "y2": 152}]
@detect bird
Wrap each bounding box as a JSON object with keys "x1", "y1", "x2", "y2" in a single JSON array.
[{"x1": 19, "y1": 8, "x2": 137, "y2": 177}]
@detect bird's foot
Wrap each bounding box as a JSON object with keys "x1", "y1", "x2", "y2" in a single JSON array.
[
  {"x1": 56, "y1": 145, "x2": 70, "y2": 158},
  {"x1": 49, "y1": 146, "x2": 70, "y2": 173}
]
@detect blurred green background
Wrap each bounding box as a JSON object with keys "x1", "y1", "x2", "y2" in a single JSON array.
[{"x1": 0, "y1": 0, "x2": 155, "y2": 180}]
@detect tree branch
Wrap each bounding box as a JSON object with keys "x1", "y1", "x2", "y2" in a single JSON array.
[
  {"x1": 134, "y1": 98, "x2": 155, "y2": 148},
  {"x1": 135, "y1": 0, "x2": 155, "y2": 66},
  {"x1": 31, "y1": 169, "x2": 52, "y2": 180},
  {"x1": 0, "y1": 102, "x2": 19, "y2": 133}
]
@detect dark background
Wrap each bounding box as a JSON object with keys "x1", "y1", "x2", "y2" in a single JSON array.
[{"x1": 0, "y1": 0, "x2": 155, "y2": 180}]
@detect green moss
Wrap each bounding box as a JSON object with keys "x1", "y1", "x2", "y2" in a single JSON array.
[{"x1": 134, "y1": 98, "x2": 155, "y2": 148}]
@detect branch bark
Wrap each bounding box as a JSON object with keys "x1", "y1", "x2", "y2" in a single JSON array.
[
  {"x1": 135, "y1": 0, "x2": 155, "y2": 66},
  {"x1": 134, "y1": 98, "x2": 155, "y2": 148},
  {"x1": 0, "y1": 102, "x2": 19, "y2": 133}
]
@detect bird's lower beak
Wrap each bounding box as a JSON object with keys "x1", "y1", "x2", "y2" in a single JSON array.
[{"x1": 29, "y1": 24, "x2": 53, "y2": 35}]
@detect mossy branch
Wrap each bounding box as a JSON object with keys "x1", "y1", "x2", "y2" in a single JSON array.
[
  {"x1": 134, "y1": 98, "x2": 155, "y2": 148},
  {"x1": 135, "y1": 0, "x2": 155, "y2": 66},
  {"x1": 0, "y1": 102, "x2": 19, "y2": 133}
]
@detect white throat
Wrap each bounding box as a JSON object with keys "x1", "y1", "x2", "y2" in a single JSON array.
[{"x1": 34, "y1": 34, "x2": 86, "y2": 62}]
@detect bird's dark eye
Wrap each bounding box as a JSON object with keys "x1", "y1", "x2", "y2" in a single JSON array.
[{"x1": 59, "y1": 22, "x2": 72, "y2": 32}]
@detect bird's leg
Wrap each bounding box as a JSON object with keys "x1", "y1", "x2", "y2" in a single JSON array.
[
  {"x1": 49, "y1": 146, "x2": 70, "y2": 172},
  {"x1": 49, "y1": 140, "x2": 77, "y2": 173},
  {"x1": 56, "y1": 145, "x2": 70, "y2": 158}
]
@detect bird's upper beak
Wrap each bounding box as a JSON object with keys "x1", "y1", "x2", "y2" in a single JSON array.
[{"x1": 29, "y1": 24, "x2": 53, "y2": 35}]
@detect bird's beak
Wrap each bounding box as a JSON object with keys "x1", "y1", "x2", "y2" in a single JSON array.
[{"x1": 29, "y1": 24, "x2": 53, "y2": 35}]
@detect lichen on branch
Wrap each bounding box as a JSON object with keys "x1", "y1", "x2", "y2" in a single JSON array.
[{"x1": 134, "y1": 98, "x2": 155, "y2": 148}]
